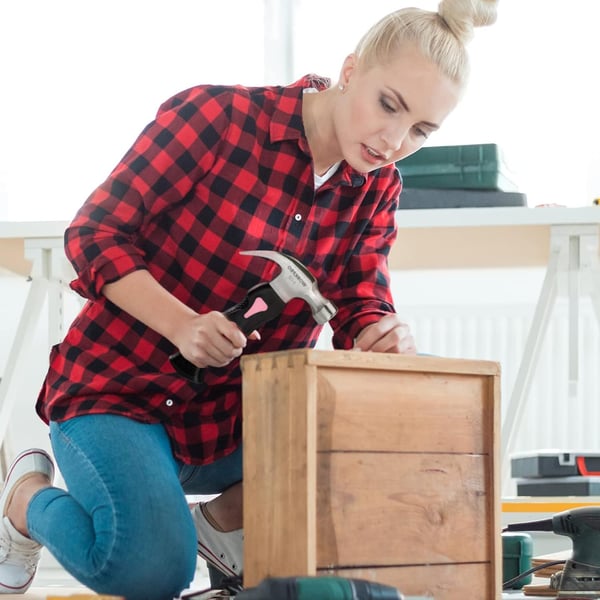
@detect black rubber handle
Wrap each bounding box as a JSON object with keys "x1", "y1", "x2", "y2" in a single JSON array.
[
  {"x1": 169, "y1": 283, "x2": 286, "y2": 384},
  {"x1": 222, "y1": 282, "x2": 286, "y2": 334}
]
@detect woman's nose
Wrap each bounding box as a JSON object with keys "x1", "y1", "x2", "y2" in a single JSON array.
[{"x1": 380, "y1": 123, "x2": 410, "y2": 152}]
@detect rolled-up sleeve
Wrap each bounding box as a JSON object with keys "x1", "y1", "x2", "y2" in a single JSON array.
[
  {"x1": 65, "y1": 87, "x2": 231, "y2": 300},
  {"x1": 331, "y1": 173, "x2": 400, "y2": 348}
]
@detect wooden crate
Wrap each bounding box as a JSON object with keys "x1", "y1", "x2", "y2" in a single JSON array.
[{"x1": 241, "y1": 349, "x2": 501, "y2": 600}]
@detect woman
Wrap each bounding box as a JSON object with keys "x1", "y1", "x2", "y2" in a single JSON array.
[{"x1": 0, "y1": 1, "x2": 497, "y2": 598}]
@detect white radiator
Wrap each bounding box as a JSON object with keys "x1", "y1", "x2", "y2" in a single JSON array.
[{"x1": 405, "y1": 300, "x2": 600, "y2": 455}]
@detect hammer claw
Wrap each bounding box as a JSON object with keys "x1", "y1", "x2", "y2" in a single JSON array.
[{"x1": 240, "y1": 250, "x2": 337, "y2": 323}]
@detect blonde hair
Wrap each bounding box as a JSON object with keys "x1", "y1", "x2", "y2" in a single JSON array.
[{"x1": 354, "y1": 0, "x2": 498, "y2": 87}]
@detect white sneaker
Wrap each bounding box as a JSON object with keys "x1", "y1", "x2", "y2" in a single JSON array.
[
  {"x1": 192, "y1": 502, "x2": 243, "y2": 578},
  {"x1": 0, "y1": 448, "x2": 54, "y2": 593}
]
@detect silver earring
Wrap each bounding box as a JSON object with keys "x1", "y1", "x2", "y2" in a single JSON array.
[{"x1": 338, "y1": 84, "x2": 344, "y2": 91}]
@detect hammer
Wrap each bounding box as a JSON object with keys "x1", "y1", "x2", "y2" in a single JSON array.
[{"x1": 169, "y1": 250, "x2": 337, "y2": 383}]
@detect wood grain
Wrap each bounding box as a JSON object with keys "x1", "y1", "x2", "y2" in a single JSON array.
[
  {"x1": 323, "y1": 563, "x2": 491, "y2": 600},
  {"x1": 316, "y1": 367, "x2": 492, "y2": 453},
  {"x1": 316, "y1": 452, "x2": 490, "y2": 566},
  {"x1": 243, "y1": 351, "x2": 317, "y2": 581},
  {"x1": 241, "y1": 349, "x2": 501, "y2": 598}
]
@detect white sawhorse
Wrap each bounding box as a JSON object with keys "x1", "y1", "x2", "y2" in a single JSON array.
[
  {"x1": 0, "y1": 236, "x2": 75, "y2": 471},
  {"x1": 501, "y1": 223, "x2": 600, "y2": 490}
]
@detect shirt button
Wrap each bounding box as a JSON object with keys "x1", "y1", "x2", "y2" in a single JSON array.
[
  {"x1": 294, "y1": 213, "x2": 302, "y2": 222},
  {"x1": 166, "y1": 398, "x2": 174, "y2": 407}
]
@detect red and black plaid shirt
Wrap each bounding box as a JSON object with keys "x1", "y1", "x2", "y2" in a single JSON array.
[{"x1": 36, "y1": 75, "x2": 401, "y2": 465}]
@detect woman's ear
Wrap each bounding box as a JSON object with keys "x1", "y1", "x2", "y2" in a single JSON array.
[{"x1": 339, "y1": 53, "x2": 357, "y2": 88}]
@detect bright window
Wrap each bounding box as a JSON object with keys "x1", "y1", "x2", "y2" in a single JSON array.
[{"x1": 1, "y1": 0, "x2": 598, "y2": 219}]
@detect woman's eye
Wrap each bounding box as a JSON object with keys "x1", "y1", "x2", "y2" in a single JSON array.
[
  {"x1": 379, "y1": 96, "x2": 396, "y2": 113},
  {"x1": 413, "y1": 126, "x2": 429, "y2": 138}
]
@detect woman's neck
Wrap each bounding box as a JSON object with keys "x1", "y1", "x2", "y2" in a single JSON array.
[{"x1": 302, "y1": 88, "x2": 342, "y2": 176}]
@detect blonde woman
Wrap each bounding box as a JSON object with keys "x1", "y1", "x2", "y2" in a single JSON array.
[{"x1": 0, "y1": 1, "x2": 497, "y2": 598}]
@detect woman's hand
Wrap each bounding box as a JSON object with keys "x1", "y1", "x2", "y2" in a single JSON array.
[
  {"x1": 102, "y1": 270, "x2": 260, "y2": 369},
  {"x1": 173, "y1": 311, "x2": 260, "y2": 369},
  {"x1": 354, "y1": 313, "x2": 416, "y2": 354}
]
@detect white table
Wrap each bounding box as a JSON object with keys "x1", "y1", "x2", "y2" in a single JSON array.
[{"x1": 392, "y1": 206, "x2": 600, "y2": 488}]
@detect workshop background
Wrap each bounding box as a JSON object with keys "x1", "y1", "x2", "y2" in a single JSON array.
[{"x1": 1, "y1": 0, "x2": 600, "y2": 593}]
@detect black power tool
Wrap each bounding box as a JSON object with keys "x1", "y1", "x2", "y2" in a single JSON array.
[
  {"x1": 504, "y1": 506, "x2": 600, "y2": 598},
  {"x1": 182, "y1": 575, "x2": 428, "y2": 600},
  {"x1": 236, "y1": 576, "x2": 404, "y2": 599}
]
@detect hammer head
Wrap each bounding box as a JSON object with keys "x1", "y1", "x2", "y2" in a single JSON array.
[{"x1": 240, "y1": 249, "x2": 337, "y2": 324}]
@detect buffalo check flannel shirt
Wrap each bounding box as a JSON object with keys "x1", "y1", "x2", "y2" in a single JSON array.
[{"x1": 36, "y1": 74, "x2": 402, "y2": 465}]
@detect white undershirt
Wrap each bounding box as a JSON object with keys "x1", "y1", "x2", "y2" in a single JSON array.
[{"x1": 314, "y1": 161, "x2": 342, "y2": 189}]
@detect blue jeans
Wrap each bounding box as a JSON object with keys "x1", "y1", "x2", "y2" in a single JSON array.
[{"x1": 26, "y1": 414, "x2": 242, "y2": 600}]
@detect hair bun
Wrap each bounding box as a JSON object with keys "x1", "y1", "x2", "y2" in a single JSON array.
[{"x1": 438, "y1": 0, "x2": 498, "y2": 43}]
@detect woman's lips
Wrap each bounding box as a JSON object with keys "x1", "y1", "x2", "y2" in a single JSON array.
[{"x1": 361, "y1": 143, "x2": 387, "y2": 165}]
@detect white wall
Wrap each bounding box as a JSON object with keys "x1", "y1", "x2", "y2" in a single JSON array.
[{"x1": 2, "y1": 0, "x2": 600, "y2": 221}]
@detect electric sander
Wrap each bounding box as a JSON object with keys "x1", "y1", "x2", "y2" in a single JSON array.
[{"x1": 504, "y1": 506, "x2": 600, "y2": 598}]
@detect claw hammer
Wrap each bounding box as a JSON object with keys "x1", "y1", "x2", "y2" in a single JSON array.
[{"x1": 169, "y1": 250, "x2": 337, "y2": 384}]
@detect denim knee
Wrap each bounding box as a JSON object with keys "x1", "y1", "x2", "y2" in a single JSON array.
[
  {"x1": 35, "y1": 417, "x2": 199, "y2": 600},
  {"x1": 100, "y1": 524, "x2": 197, "y2": 600},
  {"x1": 31, "y1": 486, "x2": 197, "y2": 600}
]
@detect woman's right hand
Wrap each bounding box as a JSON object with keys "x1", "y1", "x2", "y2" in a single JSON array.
[
  {"x1": 101, "y1": 270, "x2": 260, "y2": 369},
  {"x1": 172, "y1": 311, "x2": 260, "y2": 369}
]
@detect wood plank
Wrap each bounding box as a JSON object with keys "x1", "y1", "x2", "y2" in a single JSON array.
[
  {"x1": 389, "y1": 224, "x2": 551, "y2": 269},
  {"x1": 0, "y1": 238, "x2": 31, "y2": 276},
  {"x1": 241, "y1": 349, "x2": 501, "y2": 597},
  {"x1": 243, "y1": 351, "x2": 317, "y2": 587},
  {"x1": 488, "y1": 372, "x2": 503, "y2": 597},
  {"x1": 323, "y1": 562, "x2": 492, "y2": 600},
  {"x1": 282, "y1": 349, "x2": 500, "y2": 377},
  {"x1": 316, "y1": 368, "x2": 494, "y2": 454},
  {"x1": 316, "y1": 452, "x2": 491, "y2": 566}
]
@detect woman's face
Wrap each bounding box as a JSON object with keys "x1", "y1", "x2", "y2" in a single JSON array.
[{"x1": 334, "y1": 44, "x2": 461, "y2": 172}]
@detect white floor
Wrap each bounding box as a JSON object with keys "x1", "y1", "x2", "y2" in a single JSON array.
[{"x1": 34, "y1": 550, "x2": 211, "y2": 596}]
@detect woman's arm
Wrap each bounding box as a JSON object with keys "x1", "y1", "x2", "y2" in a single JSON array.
[{"x1": 102, "y1": 270, "x2": 250, "y2": 368}]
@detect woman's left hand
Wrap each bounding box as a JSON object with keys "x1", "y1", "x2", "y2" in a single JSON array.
[{"x1": 354, "y1": 313, "x2": 417, "y2": 354}]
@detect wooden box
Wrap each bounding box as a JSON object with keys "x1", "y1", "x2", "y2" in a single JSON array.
[{"x1": 241, "y1": 350, "x2": 501, "y2": 599}]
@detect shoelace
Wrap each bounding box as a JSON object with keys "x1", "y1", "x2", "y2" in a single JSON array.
[
  {"x1": 12, "y1": 542, "x2": 40, "y2": 573},
  {"x1": 0, "y1": 527, "x2": 40, "y2": 573}
]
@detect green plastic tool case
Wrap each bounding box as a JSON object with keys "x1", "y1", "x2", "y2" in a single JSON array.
[
  {"x1": 502, "y1": 532, "x2": 533, "y2": 589},
  {"x1": 397, "y1": 143, "x2": 517, "y2": 191}
]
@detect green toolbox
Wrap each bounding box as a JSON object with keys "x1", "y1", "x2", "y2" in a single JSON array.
[
  {"x1": 396, "y1": 143, "x2": 518, "y2": 192},
  {"x1": 502, "y1": 532, "x2": 533, "y2": 589},
  {"x1": 397, "y1": 187, "x2": 526, "y2": 209}
]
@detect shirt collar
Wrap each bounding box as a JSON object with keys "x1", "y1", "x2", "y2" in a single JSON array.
[
  {"x1": 269, "y1": 74, "x2": 369, "y2": 188},
  {"x1": 269, "y1": 74, "x2": 330, "y2": 145}
]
